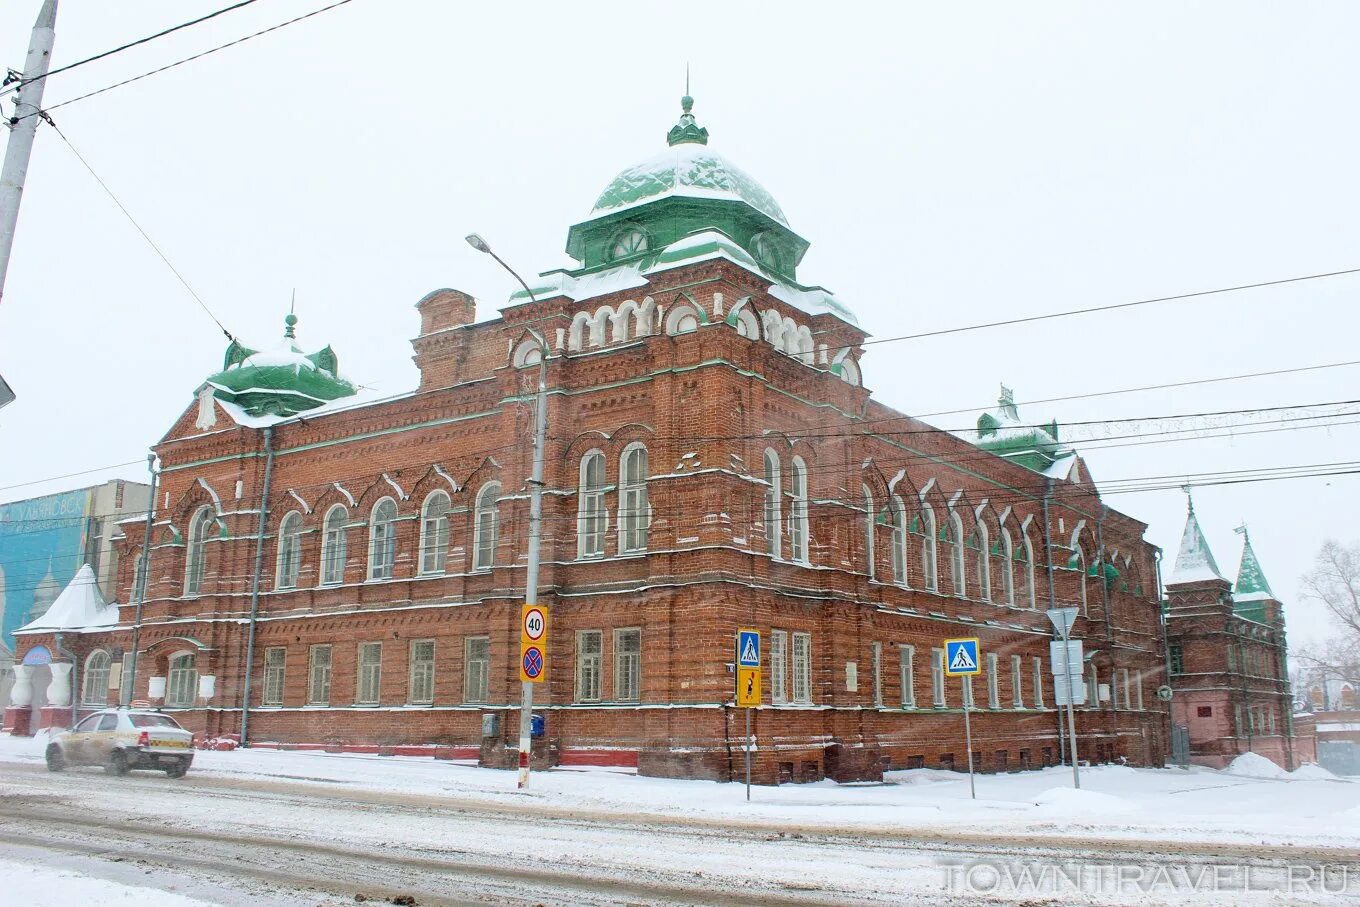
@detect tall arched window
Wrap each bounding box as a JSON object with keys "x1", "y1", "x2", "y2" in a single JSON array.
[
  {"x1": 1022, "y1": 535, "x2": 1037, "y2": 608},
  {"x1": 763, "y1": 449, "x2": 781, "y2": 558},
  {"x1": 788, "y1": 456, "x2": 809, "y2": 563},
  {"x1": 473, "y1": 482, "x2": 500, "y2": 571},
  {"x1": 920, "y1": 503, "x2": 938, "y2": 592},
  {"x1": 891, "y1": 495, "x2": 908, "y2": 586},
  {"x1": 619, "y1": 443, "x2": 649, "y2": 553},
  {"x1": 946, "y1": 511, "x2": 966, "y2": 597},
  {"x1": 419, "y1": 491, "x2": 450, "y2": 575},
  {"x1": 184, "y1": 506, "x2": 214, "y2": 596},
  {"x1": 973, "y1": 524, "x2": 991, "y2": 601},
  {"x1": 166, "y1": 652, "x2": 198, "y2": 707},
  {"x1": 1073, "y1": 548, "x2": 1089, "y2": 613},
  {"x1": 368, "y1": 498, "x2": 398, "y2": 580},
  {"x1": 321, "y1": 505, "x2": 348, "y2": 585},
  {"x1": 862, "y1": 485, "x2": 875, "y2": 580},
  {"x1": 999, "y1": 528, "x2": 1015, "y2": 606},
  {"x1": 132, "y1": 549, "x2": 148, "y2": 603},
  {"x1": 82, "y1": 650, "x2": 111, "y2": 705},
  {"x1": 577, "y1": 451, "x2": 607, "y2": 558},
  {"x1": 276, "y1": 511, "x2": 302, "y2": 590}
]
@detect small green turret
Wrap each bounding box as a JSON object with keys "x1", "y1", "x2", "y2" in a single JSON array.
[{"x1": 205, "y1": 313, "x2": 356, "y2": 418}]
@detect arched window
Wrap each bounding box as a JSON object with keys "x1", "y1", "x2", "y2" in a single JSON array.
[
  {"x1": 512, "y1": 338, "x2": 543, "y2": 368},
  {"x1": 946, "y1": 511, "x2": 966, "y2": 598},
  {"x1": 891, "y1": 495, "x2": 908, "y2": 586},
  {"x1": 619, "y1": 444, "x2": 649, "y2": 553},
  {"x1": 973, "y1": 524, "x2": 991, "y2": 602},
  {"x1": 788, "y1": 456, "x2": 809, "y2": 563},
  {"x1": 1073, "y1": 547, "x2": 1089, "y2": 613},
  {"x1": 184, "y1": 506, "x2": 214, "y2": 596},
  {"x1": 276, "y1": 511, "x2": 302, "y2": 590},
  {"x1": 321, "y1": 505, "x2": 348, "y2": 585},
  {"x1": 862, "y1": 485, "x2": 875, "y2": 580},
  {"x1": 419, "y1": 491, "x2": 450, "y2": 575},
  {"x1": 132, "y1": 549, "x2": 148, "y2": 603},
  {"x1": 763, "y1": 450, "x2": 781, "y2": 558},
  {"x1": 1022, "y1": 535, "x2": 1037, "y2": 608},
  {"x1": 665, "y1": 303, "x2": 701, "y2": 335},
  {"x1": 920, "y1": 503, "x2": 939, "y2": 592},
  {"x1": 733, "y1": 306, "x2": 760, "y2": 339},
  {"x1": 368, "y1": 498, "x2": 398, "y2": 581},
  {"x1": 166, "y1": 652, "x2": 198, "y2": 707},
  {"x1": 577, "y1": 451, "x2": 607, "y2": 558},
  {"x1": 999, "y1": 528, "x2": 1015, "y2": 606},
  {"x1": 82, "y1": 650, "x2": 111, "y2": 705},
  {"x1": 473, "y1": 482, "x2": 500, "y2": 571}
]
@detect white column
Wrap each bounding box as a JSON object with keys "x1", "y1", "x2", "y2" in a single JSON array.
[
  {"x1": 9, "y1": 665, "x2": 33, "y2": 707},
  {"x1": 47, "y1": 663, "x2": 72, "y2": 708}
]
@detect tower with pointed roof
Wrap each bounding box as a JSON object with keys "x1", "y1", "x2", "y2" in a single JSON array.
[
  {"x1": 1163, "y1": 496, "x2": 1299, "y2": 770},
  {"x1": 203, "y1": 312, "x2": 356, "y2": 418}
]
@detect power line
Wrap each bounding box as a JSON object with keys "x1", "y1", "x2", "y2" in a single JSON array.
[
  {"x1": 857, "y1": 267, "x2": 1360, "y2": 350},
  {"x1": 15, "y1": 0, "x2": 360, "y2": 121},
  {"x1": 1, "y1": 1, "x2": 261, "y2": 101},
  {"x1": 43, "y1": 117, "x2": 236, "y2": 341}
]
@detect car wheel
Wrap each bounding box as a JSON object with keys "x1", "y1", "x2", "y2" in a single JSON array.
[
  {"x1": 165, "y1": 763, "x2": 188, "y2": 779},
  {"x1": 45, "y1": 745, "x2": 65, "y2": 772},
  {"x1": 105, "y1": 749, "x2": 130, "y2": 776}
]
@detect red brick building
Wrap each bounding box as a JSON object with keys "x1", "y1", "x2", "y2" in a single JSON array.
[
  {"x1": 9, "y1": 98, "x2": 1169, "y2": 782},
  {"x1": 1164, "y1": 504, "x2": 1302, "y2": 769}
]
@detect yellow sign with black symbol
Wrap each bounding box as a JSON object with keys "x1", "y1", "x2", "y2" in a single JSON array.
[{"x1": 736, "y1": 667, "x2": 761, "y2": 707}]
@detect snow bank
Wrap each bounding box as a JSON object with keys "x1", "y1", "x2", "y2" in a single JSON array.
[
  {"x1": 883, "y1": 768, "x2": 958, "y2": 785},
  {"x1": 1225, "y1": 752, "x2": 1287, "y2": 779},
  {"x1": 0, "y1": 860, "x2": 216, "y2": 906},
  {"x1": 1290, "y1": 763, "x2": 1338, "y2": 781},
  {"x1": 1031, "y1": 787, "x2": 1140, "y2": 817}
]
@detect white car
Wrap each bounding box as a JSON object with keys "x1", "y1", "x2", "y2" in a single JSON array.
[{"x1": 46, "y1": 709, "x2": 195, "y2": 778}]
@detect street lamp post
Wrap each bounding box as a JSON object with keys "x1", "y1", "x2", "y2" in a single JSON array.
[{"x1": 466, "y1": 233, "x2": 548, "y2": 789}]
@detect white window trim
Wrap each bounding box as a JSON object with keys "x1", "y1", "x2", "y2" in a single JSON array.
[
  {"x1": 791, "y1": 632, "x2": 812, "y2": 704},
  {"x1": 356, "y1": 641, "x2": 382, "y2": 706},
  {"x1": 931, "y1": 647, "x2": 946, "y2": 707},
  {"x1": 1011, "y1": 654, "x2": 1024, "y2": 709},
  {"x1": 899, "y1": 644, "x2": 916, "y2": 709},
  {"x1": 262, "y1": 647, "x2": 286, "y2": 708},
  {"x1": 472, "y1": 482, "x2": 500, "y2": 572},
  {"x1": 577, "y1": 450, "x2": 608, "y2": 559},
  {"x1": 408, "y1": 638, "x2": 435, "y2": 705},
  {"x1": 367, "y1": 497, "x2": 399, "y2": 581},
  {"x1": 464, "y1": 636, "x2": 490, "y2": 704},
  {"x1": 618, "y1": 444, "x2": 650, "y2": 554},
  {"x1": 986, "y1": 652, "x2": 1000, "y2": 709},
  {"x1": 307, "y1": 644, "x2": 332, "y2": 706},
  {"x1": 276, "y1": 510, "x2": 303, "y2": 590},
  {"x1": 613, "y1": 627, "x2": 642, "y2": 701},
  {"x1": 418, "y1": 491, "x2": 450, "y2": 576},
  {"x1": 576, "y1": 630, "x2": 603, "y2": 702},
  {"x1": 320, "y1": 504, "x2": 348, "y2": 586},
  {"x1": 770, "y1": 630, "x2": 788, "y2": 705}
]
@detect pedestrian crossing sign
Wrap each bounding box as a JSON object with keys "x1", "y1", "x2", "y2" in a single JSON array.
[
  {"x1": 944, "y1": 638, "x2": 981, "y2": 676},
  {"x1": 737, "y1": 629, "x2": 760, "y2": 668}
]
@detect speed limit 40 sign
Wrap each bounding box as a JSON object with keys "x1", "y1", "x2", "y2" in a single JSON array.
[{"x1": 520, "y1": 604, "x2": 549, "y2": 683}]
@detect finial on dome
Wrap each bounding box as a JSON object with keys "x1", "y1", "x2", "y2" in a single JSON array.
[
  {"x1": 284, "y1": 311, "x2": 298, "y2": 340},
  {"x1": 1182, "y1": 485, "x2": 1195, "y2": 514},
  {"x1": 667, "y1": 90, "x2": 709, "y2": 147}
]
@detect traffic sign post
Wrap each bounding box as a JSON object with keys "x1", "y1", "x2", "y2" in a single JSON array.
[
  {"x1": 520, "y1": 605, "x2": 548, "y2": 683},
  {"x1": 1046, "y1": 608, "x2": 1082, "y2": 790},
  {"x1": 944, "y1": 638, "x2": 980, "y2": 799},
  {"x1": 736, "y1": 629, "x2": 761, "y2": 800}
]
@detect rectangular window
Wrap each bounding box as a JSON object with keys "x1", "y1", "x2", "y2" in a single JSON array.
[
  {"x1": 356, "y1": 642, "x2": 382, "y2": 705},
  {"x1": 792, "y1": 632, "x2": 812, "y2": 704},
  {"x1": 614, "y1": 628, "x2": 641, "y2": 701},
  {"x1": 262, "y1": 647, "x2": 286, "y2": 707},
  {"x1": 872, "y1": 642, "x2": 883, "y2": 707},
  {"x1": 1169, "y1": 644, "x2": 1184, "y2": 675},
  {"x1": 1087, "y1": 663, "x2": 1099, "y2": 707},
  {"x1": 931, "y1": 647, "x2": 946, "y2": 707},
  {"x1": 1032, "y1": 657, "x2": 1045, "y2": 708},
  {"x1": 464, "y1": 636, "x2": 489, "y2": 703},
  {"x1": 899, "y1": 644, "x2": 916, "y2": 708},
  {"x1": 1011, "y1": 654, "x2": 1023, "y2": 709},
  {"x1": 770, "y1": 631, "x2": 788, "y2": 705},
  {"x1": 307, "y1": 645, "x2": 332, "y2": 706},
  {"x1": 986, "y1": 653, "x2": 999, "y2": 709},
  {"x1": 408, "y1": 639, "x2": 435, "y2": 705},
  {"x1": 1135, "y1": 670, "x2": 1144, "y2": 710},
  {"x1": 576, "y1": 630, "x2": 602, "y2": 702},
  {"x1": 1119, "y1": 668, "x2": 1131, "y2": 709}
]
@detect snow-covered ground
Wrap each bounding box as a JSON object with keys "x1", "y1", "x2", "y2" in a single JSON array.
[{"x1": 2, "y1": 730, "x2": 1356, "y2": 850}]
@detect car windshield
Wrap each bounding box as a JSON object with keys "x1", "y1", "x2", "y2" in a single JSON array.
[{"x1": 128, "y1": 714, "x2": 183, "y2": 729}]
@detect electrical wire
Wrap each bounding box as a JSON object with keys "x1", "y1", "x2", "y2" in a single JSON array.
[{"x1": 0, "y1": 1, "x2": 260, "y2": 100}]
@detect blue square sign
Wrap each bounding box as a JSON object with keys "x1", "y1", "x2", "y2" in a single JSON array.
[
  {"x1": 737, "y1": 630, "x2": 760, "y2": 668},
  {"x1": 944, "y1": 637, "x2": 980, "y2": 676}
]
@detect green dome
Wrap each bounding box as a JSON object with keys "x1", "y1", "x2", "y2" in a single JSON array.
[
  {"x1": 205, "y1": 314, "x2": 356, "y2": 418},
  {"x1": 591, "y1": 143, "x2": 788, "y2": 226}
]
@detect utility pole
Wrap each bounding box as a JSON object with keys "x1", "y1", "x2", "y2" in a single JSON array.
[
  {"x1": 1, "y1": 0, "x2": 57, "y2": 307},
  {"x1": 466, "y1": 233, "x2": 549, "y2": 790}
]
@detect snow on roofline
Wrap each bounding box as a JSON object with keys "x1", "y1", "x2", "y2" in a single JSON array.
[{"x1": 15, "y1": 564, "x2": 119, "y2": 634}]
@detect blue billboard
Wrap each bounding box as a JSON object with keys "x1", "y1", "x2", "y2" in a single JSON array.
[{"x1": 0, "y1": 489, "x2": 92, "y2": 652}]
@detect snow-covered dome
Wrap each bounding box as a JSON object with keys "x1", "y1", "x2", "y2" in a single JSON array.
[
  {"x1": 204, "y1": 313, "x2": 356, "y2": 418},
  {"x1": 592, "y1": 142, "x2": 788, "y2": 226}
]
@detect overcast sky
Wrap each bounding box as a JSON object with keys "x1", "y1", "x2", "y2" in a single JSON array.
[{"x1": 1, "y1": 1, "x2": 1356, "y2": 652}]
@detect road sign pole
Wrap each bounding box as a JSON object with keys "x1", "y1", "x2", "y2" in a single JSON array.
[
  {"x1": 745, "y1": 709, "x2": 752, "y2": 801},
  {"x1": 1060, "y1": 625, "x2": 1081, "y2": 790},
  {"x1": 516, "y1": 354, "x2": 549, "y2": 790},
  {"x1": 962, "y1": 678, "x2": 976, "y2": 800}
]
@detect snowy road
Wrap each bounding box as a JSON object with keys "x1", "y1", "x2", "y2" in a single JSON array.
[{"x1": 2, "y1": 760, "x2": 1358, "y2": 905}]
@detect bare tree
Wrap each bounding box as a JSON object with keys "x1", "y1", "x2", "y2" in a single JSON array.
[{"x1": 1297, "y1": 541, "x2": 1360, "y2": 688}]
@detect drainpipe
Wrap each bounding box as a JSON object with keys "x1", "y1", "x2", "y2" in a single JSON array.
[
  {"x1": 127, "y1": 453, "x2": 158, "y2": 706},
  {"x1": 1041, "y1": 478, "x2": 1064, "y2": 765},
  {"x1": 238, "y1": 426, "x2": 274, "y2": 745}
]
